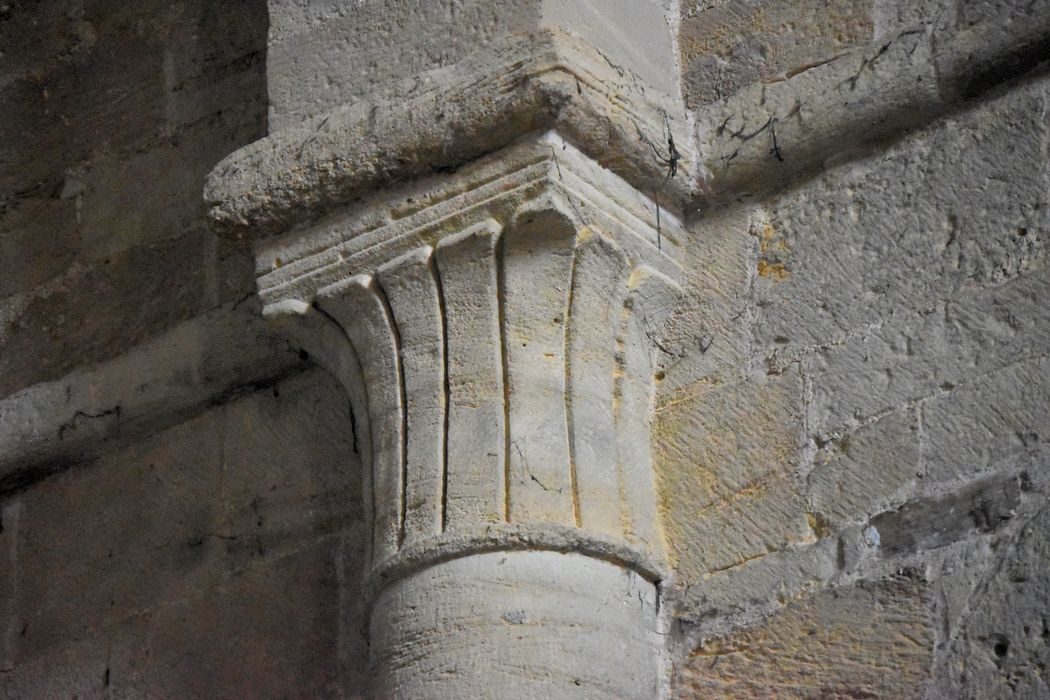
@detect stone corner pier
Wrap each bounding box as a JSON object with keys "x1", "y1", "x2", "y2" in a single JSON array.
[{"x1": 205, "y1": 3, "x2": 691, "y2": 696}]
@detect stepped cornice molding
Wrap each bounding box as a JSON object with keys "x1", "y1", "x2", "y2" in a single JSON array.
[{"x1": 204, "y1": 29, "x2": 696, "y2": 242}]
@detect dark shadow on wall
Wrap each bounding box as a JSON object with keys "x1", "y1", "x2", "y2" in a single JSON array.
[
  {"x1": 0, "y1": 0, "x2": 269, "y2": 398},
  {"x1": 0, "y1": 366, "x2": 370, "y2": 696}
]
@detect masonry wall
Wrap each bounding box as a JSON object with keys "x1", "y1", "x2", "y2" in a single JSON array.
[
  {"x1": 664, "y1": 1, "x2": 1050, "y2": 696},
  {"x1": 1, "y1": 369, "x2": 369, "y2": 696},
  {"x1": 1, "y1": 1, "x2": 371, "y2": 695},
  {"x1": 0, "y1": 0, "x2": 268, "y2": 394},
  {"x1": 1, "y1": 0, "x2": 1049, "y2": 697}
]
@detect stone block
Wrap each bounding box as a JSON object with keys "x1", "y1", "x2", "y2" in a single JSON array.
[
  {"x1": 5, "y1": 534, "x2": 362, "y2": 697},
  {"x1": 11, "y1": 408, "x2": 225, "y2": 660},
  {"x1": 0, "y1": 0, "x2": 87, "y2": 88},
  {"x1": 0, "y1": 299, "x2": 302, "y2": 483},
  {"x1": 922, "y1": 355, "x2": 1050, "y2": 484},
  {"x1": 656, "y1": 371, "x2": 802, "y2": 505},
  {"x1": 752, "y1": 75, "x2": 1049, "y2": 363},
  {"x1": 805, "y1": 263, "x2": 1050, "y2": 436},
  {"x1": 2, "y1": 535, "x2": 359, "y2": 698},
  {"x1": 955, "y1": 16, "x2": 1050, "y2": 105},
  {"x1": 114, "y1": 541, "x2": 348, "y2": 698},
  {"x1": 266, "y1": 1, "x2": 541, "y2": 129},
  {"x1": 4, "y1": 366, "x2": 370, "y2": 685},
  {"x1": 655, "y1": 371, "x2": 810, "y2": 576},
  {"x1": 0, "y1": 230, "x2": 210, "y2": 397},
  {"x1": 956, "y1": 0, "x2": 1050, "y2": 27},
  {"x1": 158, "y1": 1, "x2": 266, "y2": 135},
  {"x1": 657, "y1": 205, "x2": 754, "y2": 397},
  {"x1": 678, "y1": 573, "x2": 933, "y2": 698},
  {"x1": 677, "y1": 482, "x2": 812, "y2": 576},
  {"x1": 807, "y1": 406, "x2": 921, "y2": 528},
  {"x1": 0, "y1": 501, "x2": 17, "y2": 673},
  {"x1": 0, "y1": 0, "x2": 267, "y2": 403},
  {"x1": 0, "y1": 197, "x2": 78, "y2": 299},
  {"x1": 0, "y1": 34, "x2": 166, "y2": 195},
  {"x1": 541, "y1": 0, "x2": 677, "y2": 95},
  {"x1": 673, "y1": 537, "x2": 839, "y2": 630},
  {"x1": 267, "y1": 0, "x2": 676, "y2": 130},
  {"x1": 869, "y1": 471, "x2": 1025, "y2": 557},
  {"x1": 74, "y1": 127, "x2": 262, "y2": 265},
  {"x1": 0, "y1": 625, "x2": 114, "y2": 699},
  {"x1": 871, "y1": 0, "x2": 954, "y2": 38},
  {"x1": 680, "y1": 0, "x2": 874, "y2": 107}
]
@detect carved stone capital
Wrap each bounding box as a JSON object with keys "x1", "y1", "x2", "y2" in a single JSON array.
[
  {"x1": 206, "y1": 7, "x2": 691, "y2": 691},
  {"x1": 260, "y1": 135, "x2": 682, "y2": 599}
]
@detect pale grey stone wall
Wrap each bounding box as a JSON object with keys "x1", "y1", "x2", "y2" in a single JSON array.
[{"x1": 0, "y1": 6, "x2": 370, "y2": 692}]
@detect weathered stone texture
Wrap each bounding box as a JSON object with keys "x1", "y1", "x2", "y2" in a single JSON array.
[
  {"x1": 266, "y1": 0, "x2": 539, "y2": 129},
  {"x1": 655, "y1": 371, "x2": 811, "y2": 577},
  {"x1": 922, "y1": 355, "x2": 1050, "y2": 484},
  {"x1": 658, "y1": 205, "x2": 756, "y2": 396},
  {"x1": 673, "y1": 536, "x2": 841, "y2": 634},
  {"x1": 3, "y1": 0, "x2": 1050, "y2": 696},
  {"x1": 371, "y1": 552, "x2": 660, "y2": 699},
  {"x1": 115, "y1": 541, "x2": 346, "y2": 697},
  {"x1": 1, "y1": 232, "x2": 210, "y2": 398},
  {"x1": 0, "y1": 368, "x2": 367, "y2": 696},
  {"x1": 0, "y1": 0, "x2": 267, "y2": 397},
  {"x1": 664, "y1": 15, "x2": 1050, "y2": 695},
  {"x1": 754, "y1": 74, "x2": 1049, "y2": 383},
  {"x1": 807, "y1": 406, "x2": 921, "y2": 529},
  {"x1": 680, "y1": 0, "x2": 875, "y2": 107},
  {"x1": 956, "y1": 0, "x2": 1050, "y2": 26},
  {"x1": 869, "y1": 471, "x2": 1025, "y2": 557},
  {"x1": 929, "y1": 505, "x2": 1050, "y2": 698},
  {"x1": 267, "y1": 0, "x2": 678, "y2": 129},
  {"x1": 678, "y1": 574, "x2": 934, "y2": 698},
  {"x1": 805, "y1": 262, "x2": 1050, "y2": 440}
]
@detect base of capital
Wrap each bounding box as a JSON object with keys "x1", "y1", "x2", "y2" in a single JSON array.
[
  {"x1": 364, "y1": 522, "x2": 666, "y2": 605},
  {"x1": 369, "y1": 550, "x2": 660, "y2": 699}
]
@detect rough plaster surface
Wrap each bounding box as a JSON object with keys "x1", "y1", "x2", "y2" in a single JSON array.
[{"x1": 2, "y1": 0, "x2": 1050, "y2": 696}]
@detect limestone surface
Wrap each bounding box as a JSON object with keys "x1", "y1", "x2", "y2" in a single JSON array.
[{"x1": 2, "y1": 0, "x2": 1049, "y2": 697}]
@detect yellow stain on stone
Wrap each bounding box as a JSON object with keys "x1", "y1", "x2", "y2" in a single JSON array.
[
  {"x1": 758, "y1": 221, "x2": 789, "y2": 253},
  {"x1": 758, "y1": 221, "x2": 776, "y2": 253},
  {"x1": 805, "y1": 511, "x2": 833, "y2": 539},
  {"x1": 757, "y1": 260, "x2": 789, "y2": 280}
]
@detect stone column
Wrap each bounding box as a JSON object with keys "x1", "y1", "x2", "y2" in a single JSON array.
[{"x1": 206, "y1": 3, "x2": 692, "y2": 696}]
